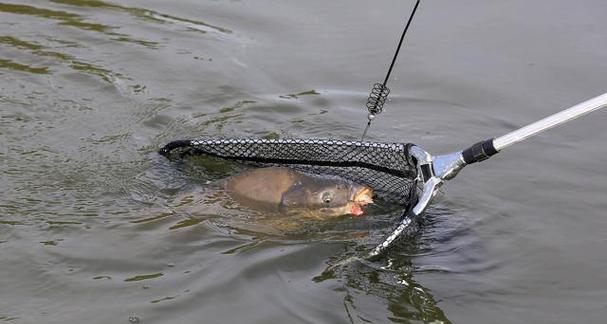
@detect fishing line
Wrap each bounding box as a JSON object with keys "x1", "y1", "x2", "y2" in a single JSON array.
[{"x1": 361, "y1": 0, "x2": 421, "y2": 140}]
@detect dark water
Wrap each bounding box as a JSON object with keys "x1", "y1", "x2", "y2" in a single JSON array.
[{"x1": 1, "y1": 0, "x2": 607, "y2": 323}]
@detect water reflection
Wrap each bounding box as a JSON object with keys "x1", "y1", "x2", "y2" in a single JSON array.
[
  {"x1": 335, "y1": 260, "x2": 451, "y2": 323},
  {"x1": 0, "y1": 3, "x2": 112, "y2": 32},
  {"x1": 0, "y1": 0, "x2": 234, "y2": 81},
  {"x1": 305, "y1": 210, "x2": 456, "y2": 323},
  {"x1": 49, "y1": 0, "x2": 232, "y2": 34},
  {"x1": 0, "y1": 58, "x2": 49, "y2": 74},
  {"x1": 0, "y1": 5, "x2": 131, "y2": 81}
]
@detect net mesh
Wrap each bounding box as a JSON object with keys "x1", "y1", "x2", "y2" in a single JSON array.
[{"x1": 159, "y1": 138, "x2": 420, "y2": 204}]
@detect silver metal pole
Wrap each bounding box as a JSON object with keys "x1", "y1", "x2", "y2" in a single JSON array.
[
  {"x1": 493, "y1": 92, "x2": 607, "y2": 151},
  {"x1": 371, "y1": 92, "x2": 607, "y2": 259}
]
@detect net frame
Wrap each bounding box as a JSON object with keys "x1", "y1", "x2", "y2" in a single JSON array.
[{"x1": 159, "y1": 138, "x2": 420, "y2": 205}]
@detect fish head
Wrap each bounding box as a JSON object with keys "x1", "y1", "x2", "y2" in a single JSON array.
[{"x1": 280, "y1": 178, "x2": 374, "y2": 218}]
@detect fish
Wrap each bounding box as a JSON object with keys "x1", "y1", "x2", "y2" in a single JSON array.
[{"x1": 223, "y1": 167, "x2": 373, "y2": 218}]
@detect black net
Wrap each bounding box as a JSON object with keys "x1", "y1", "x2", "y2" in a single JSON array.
[{"x1": 159, "y1": 138, "x2": 420, "y2": 205}]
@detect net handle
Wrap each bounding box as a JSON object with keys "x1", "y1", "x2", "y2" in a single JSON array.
[
  {"x1": 460, "y1": 92, "x2": 607, "y2": 165},
  {"x1": 494, "y1": 92, "x2": 607, "y2": 150}
]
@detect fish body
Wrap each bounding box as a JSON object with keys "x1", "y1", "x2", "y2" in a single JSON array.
[{"x1": 224, "y1": 167, "x2": 373, "y2": 218}]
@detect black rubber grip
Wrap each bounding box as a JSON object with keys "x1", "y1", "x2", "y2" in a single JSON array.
[
  {"x1": 462, "y1": 138, "x2": 498, "y2": 164},
  {"x1": 158, "y1": 140, "x2": 192, "y2": 156}
]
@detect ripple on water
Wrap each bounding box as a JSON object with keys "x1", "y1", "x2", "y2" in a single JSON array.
[{"x1": 5, "y1": 0, "x2": 605, "y2": 323}]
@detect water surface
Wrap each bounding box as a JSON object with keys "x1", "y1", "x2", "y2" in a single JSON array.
[{"x1": 1, "y1": 0, "x2": 607, "y2": 323}]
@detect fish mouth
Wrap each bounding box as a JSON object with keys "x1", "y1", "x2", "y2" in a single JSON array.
[{"x1": 350, "y1": 186, "x2": 374, "y2": 216}]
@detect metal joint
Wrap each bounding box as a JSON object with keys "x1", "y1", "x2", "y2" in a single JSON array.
[
  {"x1": 409, "y1": 145, "x2": 433, "y2": 182},
  {"x1": 369, "y1": 145, "x2": 466, "y2": 259},
  {"x1": 432, "y1": 151, "x2": 466, "y2": 181}
]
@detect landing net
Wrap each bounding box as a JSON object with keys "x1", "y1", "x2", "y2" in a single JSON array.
[{"x1": 159, "y1": 138, "x2": 420, "y2": 205}]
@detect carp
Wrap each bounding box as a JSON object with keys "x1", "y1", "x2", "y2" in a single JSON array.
[{"x1": 224, "y1": 167, "x2": 373, "y2": 218}]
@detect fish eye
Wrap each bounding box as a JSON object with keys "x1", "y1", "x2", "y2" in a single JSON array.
[{"x1": 321, "y1": 192, "x2": 333, "y2": 204}]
